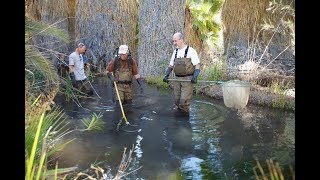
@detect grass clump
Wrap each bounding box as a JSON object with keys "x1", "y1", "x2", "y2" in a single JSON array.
[
  {"x1": 145, "y1": 75, "x2": 170, "y2": 89},
  {"x1": 206, "y1": 60, "x2": 227, "y2": 81},
  {"x1": 269, "y1": 81, "x2": 295, "y2": 111},
  {"x1": 81, "y1": 112, "x2": 105, "y2": 132}
]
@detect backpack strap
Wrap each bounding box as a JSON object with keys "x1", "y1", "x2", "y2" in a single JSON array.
[
  {"x1": 114, "y1": 56, "x2": 133, "y2": 71},
  {"x1": 113, "y1": 47, "x2": 120, "y2": 71},
  {"x1": 114, "y1": 57, "x2": 119, "y2": 71},
  {"x1": 128, "y1": 56, "x2": 133, "y2": 69},
  {"x1": 184, "y1": 46, "x2": 189, "y2": 58},
  {"x1": 174, "y1": 46, "x2": 189, "y2": 58},
  {"x1": 174, "y1": 48, "x2": 178, "y2": 58},
  {"x1": 114, "y1": 47, "x2": 133, "y2": 71},
  {"x1": 114, "y1": 48, "x2": 119, "y2": 58}
]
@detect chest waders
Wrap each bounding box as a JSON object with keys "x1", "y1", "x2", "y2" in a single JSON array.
[
  {"x1": 173, "y1": 46, "x2": 195, "y2": 76},
  {"x1": 112, "y1": 58, "x2": 139, "y2": 132},
  {"x1": 114, "y1": 59, "x2": 134, "y2": 102},
  {"x1": 173, "y1": 46, "x2": 195, "y2": 113}
]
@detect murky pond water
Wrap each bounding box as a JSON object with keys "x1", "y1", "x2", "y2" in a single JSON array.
[{"x1": 54, "y1": 76, "x2": 295, "y2": 179}]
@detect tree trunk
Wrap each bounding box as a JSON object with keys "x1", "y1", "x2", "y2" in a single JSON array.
[
  {"x1": 137, "y1": 0, "x2": 185, "y2": 76},
  {"x1": 76, "y1": 0, "x2": 138, "y2": 71}
]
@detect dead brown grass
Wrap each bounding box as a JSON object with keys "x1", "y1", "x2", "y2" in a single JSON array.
[
  {"x1": 222, "y1": 0, "x2": 294, "y2": 45},
  {"x1": 26, "y1": 0, "x2": 69, "y2": 20},
  {"x1": 222, "y1": 0, "x2": 269, "y2": 43}
]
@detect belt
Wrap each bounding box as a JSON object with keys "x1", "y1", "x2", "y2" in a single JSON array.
[
  {"x1": 175, "y1": 74, "x2": 193, "y2": 77},
  {"x1": 117, "y1": 81, "x2": 132, "y2": 84},
  {"x1": 76, "y1": 78, "x2": 87, "y2": 83}
]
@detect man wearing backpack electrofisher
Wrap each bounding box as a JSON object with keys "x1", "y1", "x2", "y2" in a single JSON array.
[
  {"x1": 105, "y1": 45, "x2": 145, "y2": 130},
  {"x1": 163, "y1": 32, "x2": 201, "y2": 114},
  {"x1": 105, "y1": 44, "x2": 145, "y2": 104}
]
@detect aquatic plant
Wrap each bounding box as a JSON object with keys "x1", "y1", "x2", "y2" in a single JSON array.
[
  {"x1": 25, "y1": 109, "x2": 76, "y2": 180},
  {"x1": 81, "y1": 112, "x2": 105, "y2": 132},
  {"x1": 146, "y1": 75, "x2": 170, "y2": 89},
  {"x1": 270, "y1": 81, "x2": 294, "y2": 111}
]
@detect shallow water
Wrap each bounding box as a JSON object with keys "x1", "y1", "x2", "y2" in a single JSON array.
[{"x1": 54, "y1": 76, "x2": 295, "y2": 179}]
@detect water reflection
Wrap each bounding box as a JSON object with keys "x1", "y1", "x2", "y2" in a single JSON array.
[{"x1": 54, "y1": 76, "x2": 295, "y2": 179}]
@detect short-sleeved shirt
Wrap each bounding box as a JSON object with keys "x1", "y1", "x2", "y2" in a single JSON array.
[
  {"x1": 106, "y1": 58, "x2": 139, "y2": 75},
  {"x1": 169, "y1": 46, "x2": 200, "y2": 66},
  {"x1": 69, "y1": 51, "x2": 87, "y2": 81}
]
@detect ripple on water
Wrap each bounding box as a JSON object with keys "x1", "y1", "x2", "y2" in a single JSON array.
[
  {"x1": 134, "y1": 135, "x2": 143, "y2": 158},
  {"x1": 181, "y1": 156, "x2": 204, "y2": 179}
]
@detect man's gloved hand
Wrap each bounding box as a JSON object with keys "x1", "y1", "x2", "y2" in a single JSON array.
[
  {"x1": 163, "y1": 67, "x2": 173, "y2": 83},
  {"x1": 69, "y1": 72, "x2": 76, "y2": 82},
  {"x1": 136, "y1": 78, "x2": 145, "y2": 94},
  {"x1": 191, "y1": 69, "x2": 200, "y2": 84},
  {"x1": 107, "y1": 73, "x2": 115, "y2": 84},
  {"x1": 163, "y1": 76, "x2": 169, "y2": 83}
]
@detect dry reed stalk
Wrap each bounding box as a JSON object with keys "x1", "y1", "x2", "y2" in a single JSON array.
[
  {"x1": 266, "y1": 159, "x2": 275, "y2": 180},
  {"x1": 289, "y1": 165, "x2": 295, "y2": 180},
  {"x1": 256, "y1": 159, "x2": 268, "y2": 180},
  {"x1": 275, "y1": 162, "x2": 284, "y2": 180},
  {"x1": 73, "y1": 145, "x2": 141, "y2": 180},
  {"x1": 253, "y1": 158, "x2": 291, "y2": 180}
]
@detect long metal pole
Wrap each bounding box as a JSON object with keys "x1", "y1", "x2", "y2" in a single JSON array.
[{"x1": 168, "y1": 79, "x2": 224, "y2": 84}]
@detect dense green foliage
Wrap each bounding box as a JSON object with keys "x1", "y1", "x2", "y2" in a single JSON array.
[{"x1": 186, "y1": 0, "x2": 223, "y2": 42}]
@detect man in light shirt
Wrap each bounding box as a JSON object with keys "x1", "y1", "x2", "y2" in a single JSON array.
[
  {"x1": 68, "y1": 43, "x2": 93, "y2": 96},
  {"x1": 163, "y1": 32, "x2": 201, "y2": 114}
]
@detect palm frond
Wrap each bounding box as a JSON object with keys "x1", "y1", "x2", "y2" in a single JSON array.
[
  {"x1": 81, "y1": 112, "x2": 105, "y2": 132},
  {"x1": 26, "y1": 112, "x2": 45, "y2": 180},
  {"x1": 44, "y1": 166, "x2": 78, "y2": 177},
  {"x1": 187, "y1": 0, "x2": 223, "y2": 42},
  {"x1": 209, "y1": 0, "x2": 223, "y2": 14},
  {"x1": 25, "y1": 110, "x2": 77, "y2": 180},
  {"x1": 25, "y1": 105, "x2": 70, "y2": 163},
  {"x1": 25, "y1": 45, "x2": 59, "y2": 84},
  {"x1": 25, "y1": 16, "x2": 70, "y2": 44},
  {"x1": 47, "y1": 138, "x2": 75, "y2": 158}
]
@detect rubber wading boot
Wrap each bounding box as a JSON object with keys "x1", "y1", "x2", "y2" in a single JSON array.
[{"x1": 174, "y1": 109, "x2": 190, "y2": 117}]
